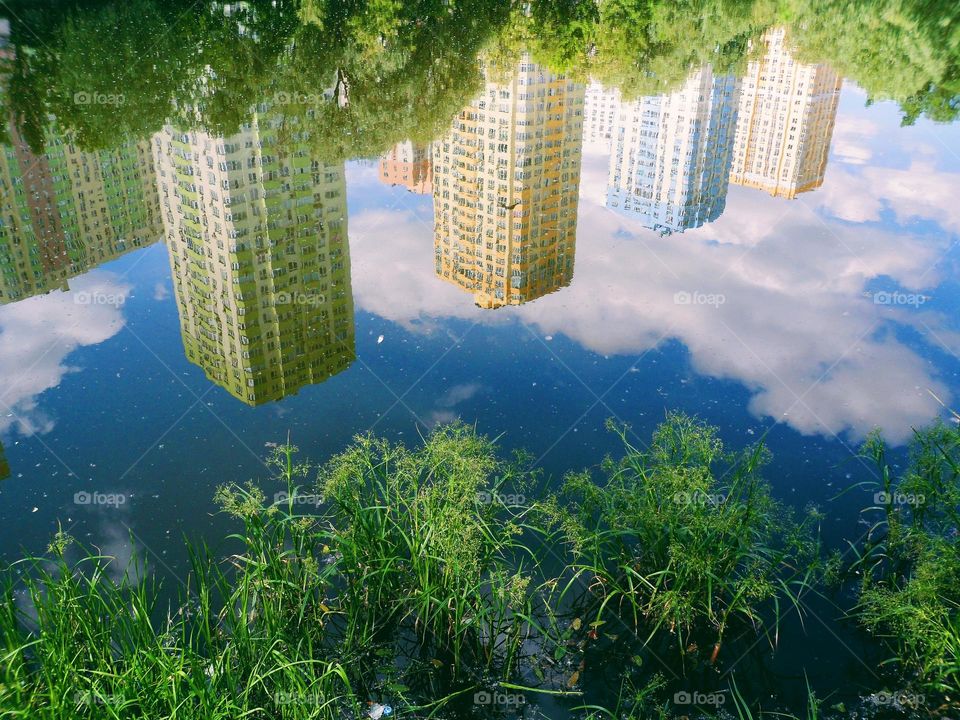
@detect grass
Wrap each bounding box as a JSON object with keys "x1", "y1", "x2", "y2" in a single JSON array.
[
  {"x1": 847, "y1": 422, "x2": 960, "y2": 695},
  {"x1": 541, "y1": 414, "x2": 822, "y2": 663},
  {"x1": 0, "y1": 416, "x2": 956, "y2": 718},
  {"x1": 314, "y1": 425, "x2": 541, "y2": 673}
]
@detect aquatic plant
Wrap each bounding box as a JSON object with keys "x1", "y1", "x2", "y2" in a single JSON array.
[
  {"x1": 1, "y1": 418, "x2": 958, "y2": 718},
  {"x1": 315, "y1": 423, "x2": 545, "y2": 673},
  {"x1": 0, "y1": 456, "x2": 357, "y2": 718},
  {"x1": 544, "y1": 414, "x2": 822, "y2": 661},
  {"x1": 851, "y1": 422, "x2": 960, "y2": 694}
]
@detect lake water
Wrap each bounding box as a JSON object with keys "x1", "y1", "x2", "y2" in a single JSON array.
[{"x1": 0, "y1": 2, "x2": 959, "y2": 713}]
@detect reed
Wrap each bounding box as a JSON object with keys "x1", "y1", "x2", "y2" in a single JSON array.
[
  {"x1": 541, "y1": 414, "x2": 822, "y2": 663},
  {"x1": 1, "y1": 418, "x2": 955, "y2": 718},
  {"x1": 850, "y1": 423, "x2": 960, "y2": 695}
]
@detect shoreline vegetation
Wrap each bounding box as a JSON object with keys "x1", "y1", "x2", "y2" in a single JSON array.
[
  {"x1": 1, "y1": 415, "x2": 957, "y2": 718},
  {"x1": 1, "y1": 0, "x2": 958, "y2": 156}
]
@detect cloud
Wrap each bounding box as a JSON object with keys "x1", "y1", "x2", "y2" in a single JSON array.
[
  {"x1": 350, "y1": 205, "x2": 495, "y2": 332},
  {"x1": 346, "y1": 142, "x2": 956, "y2": 444},
  {"x1": 817, "y1": 160, "x2": 960, "y2": 234},
  {"x1": 426, "y1": 382, "x2": 485, "y2": 427},
  {"x1": 0, "y1": 272, "x2": 132, "y2": 436},
  {"x1": 829, "y1": 113, "x2": 880, "y2": 166}
]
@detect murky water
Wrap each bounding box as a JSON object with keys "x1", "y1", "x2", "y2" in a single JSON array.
[{"x1": 0, "y1": 1, "x2": 958, "y2": 713}]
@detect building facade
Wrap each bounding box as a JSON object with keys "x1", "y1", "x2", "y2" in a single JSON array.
[
  {"x1": 433, "y1": 54, "x2": 585, "y2": 308},
  {"x1": 607, "y1": 65, "x2": 740, "y2": 233},
  {"x1": 153, "y1": 113, "x2": 354, "y2": 405},
  {"x1": 378, "y1": 141, "x2": 433, "y2": 194},
  {"x1": 0, "y1": 122, "x2": 160, "y2": 304},
  {"x1": 583, "y1": 82, "x2": 622, "y2": 150},
  {"x1": 729, "y1": 27, "x2": 842, "y2": 198}
]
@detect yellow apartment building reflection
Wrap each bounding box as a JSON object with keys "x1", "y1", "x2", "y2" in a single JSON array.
[
  {"x1": 0, "y1": 121, "x2": 161, "y2": 304},
  {"x1": 730, "y1": 27, "x2": 842, "y2": 199},
  {"x1": 153, "y1": 111, "x2": 354, "y2": 406},
  {"x1": 379, "y1": 141, "x2": 433, "y2": 195},
  {"x1": 433, "y1": 53, "x2": 584, "y2": 308}
]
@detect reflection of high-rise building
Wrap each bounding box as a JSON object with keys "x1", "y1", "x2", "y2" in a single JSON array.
[
  {"x1": 0, "y1": 440, "x2": 9, "y2": 480},
  {"x1": 433, "y1": 54, "x2": 584, "y2": 308},
  {"x1": 379, "y1": 141, "x2": 432, "y2": 194},
  {"x1": 153, "y1": 117, "x2": 355, "y2": 406},
  {"x1": 607, "y1": 65, "x2": 739, "y2": 233},
  {"x1": 729, "y1": 27, "x2": 842, "y2": 199},
  {"x1": 0, "y1": 123, "x2": 161, "y2": 304},
  {"x1": 584, "y1": 83, "x2": 621, "y2": 150}
]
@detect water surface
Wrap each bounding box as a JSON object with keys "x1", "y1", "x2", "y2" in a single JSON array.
[{"x1": 0, "y1": 1, "x2": 958, "y2": 711}]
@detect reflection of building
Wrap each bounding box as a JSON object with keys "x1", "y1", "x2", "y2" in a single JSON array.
[
  {"x1": 379, "y1": 141, "x2": 432, "y2": 194},
  {"x1": 433, "y1": 54, "x2": 584, "y2": 308},
  {"x1": 0, "y1": 440, "x2": 8, "y2": 480},
  {"x1": 607, "y1": 65, "x2": 739, "y2": 233},
  {"x1": 0, "y1": 123, "x2": 161, "y2": 303},
  {"x1": 153, "y1": 117, "x2": 355, "y2": 405},
  {"x1": 729, "y1": 27, "x2": 842, "y2": 198},
  {"x1": 584, "y1": 83, "x2": 621, "y2": 150}
]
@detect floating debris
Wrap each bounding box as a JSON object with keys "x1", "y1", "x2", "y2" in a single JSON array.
[{"x1": 367, "y1": 702, "x2": 392, "y2": 719}]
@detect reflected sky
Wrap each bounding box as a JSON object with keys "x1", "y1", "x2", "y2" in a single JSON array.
[
  {"x1": 0, "y1": 28, "x2": 959, "y2": 566},
  {"x1": 349, "y1": 80, "x2": 960, "y2": 446},
  {"x1": 0, "y1": 272, "x2": 132, "y2": 435}
]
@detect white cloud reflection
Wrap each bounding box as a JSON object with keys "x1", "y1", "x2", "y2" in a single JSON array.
[
  {"x1": 0, "y1": 272, "x2": 132, "y2": 436},
  {"x1": 349, "y1": 115, "x2": 960, "y2": 445}
]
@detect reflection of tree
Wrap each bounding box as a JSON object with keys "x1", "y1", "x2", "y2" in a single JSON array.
[
  {"x1": 265, "y1": 4, "x2": 506, "y2": 164},
  {"x1": 0, "y1": 0, "x2": 956, "y2": 152},
  {"x1": 0, "y1": 0, "x2": 510, "y2": 160},
  {"x1": 2, "y1": 0, "x2": 211, "y2": 150},
  {"x1": 588, "y1": 0, "x2": 776, "y2": 99},
  {"x1": 582, "y1": 0, "x2": 959, "y2": 124},
  {"x1": 785, "y1": 0, "x2": 960, "y2": 125}
]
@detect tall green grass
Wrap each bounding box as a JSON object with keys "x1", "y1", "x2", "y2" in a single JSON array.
[
  {"x1": 849, "y1": 423, "x2": 960, "y2": 694},
  {"x1": 315, "y1": 425, "x2": 542, "y2": 673},
  {"x1": 541, "y1": 414, "x2": 822, "y2": 662},
  {"x1": 0, "y1": 416, "x2": 955, "y2": 718},
  {"x1": 1, "y1": 447, "x2": 356, "y2": 718}
]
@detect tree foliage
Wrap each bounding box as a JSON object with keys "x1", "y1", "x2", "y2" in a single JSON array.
[
  {"x1": 786, "y1": 0, "x2": 960, "y2": 125},
  {"x1": 0, "y1": 0, "x2": 957, "y2": 155}
]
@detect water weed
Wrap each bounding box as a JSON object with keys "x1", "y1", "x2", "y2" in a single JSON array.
[{"x1": 0, "y1": 418, "x2": 955, "y2": 718}]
